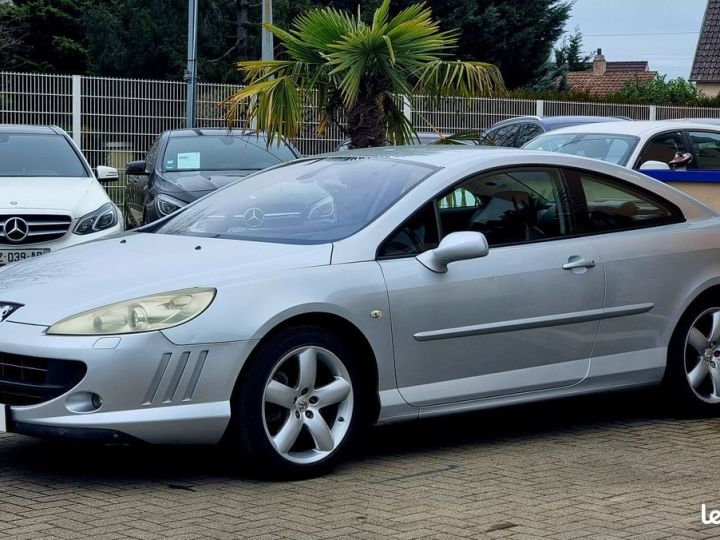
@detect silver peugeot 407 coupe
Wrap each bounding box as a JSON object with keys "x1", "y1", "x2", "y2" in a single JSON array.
[{"x1": 1, "y1": 146, "x2": 720, "y2": 477}]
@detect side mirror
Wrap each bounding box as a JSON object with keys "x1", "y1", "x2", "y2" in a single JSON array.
[
  {"x1": 126, "y1": 160, "x2": 148, "y2": 175},
  {"x1": 416, "y1": 231, "x2": 489, "y2": 273},
  {"x1": 96, "y1": 165, "x2": 119, "y2": 183},
  {"x1": 639, "y1": 160, "x2": 670, "y2": 171}
]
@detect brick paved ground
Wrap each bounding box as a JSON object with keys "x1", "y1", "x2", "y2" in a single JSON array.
[{"x1": 1, "y1": 390, "x2": 720, "y2": 539}]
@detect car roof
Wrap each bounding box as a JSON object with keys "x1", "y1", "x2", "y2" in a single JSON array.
[
  {"x1": 323, "y1": 144, "x2": 544, "y2": 167},
  {"x1": 490, "y1": 115, "x2": 630, "y2": 129},
  {"x1": 537, "y1": 120, "x2": 720, "y2": 137},
  {"x1": 166, "y1": 128, "x2": 270, "y2": 138},
  {"x1": 0, "y1": 124, "x2": 63, "y2": 135}
]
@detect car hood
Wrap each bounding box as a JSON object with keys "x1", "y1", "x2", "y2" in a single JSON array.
[
  {"x1": 0, "y1": 232, "x2": 332, "y2": 326},
  {"x1": 0, "y1": 177, "x2": 102, "y2": 214},
  {"x1": 161, "y1": 170, "x2": 256, "y2": 194}
]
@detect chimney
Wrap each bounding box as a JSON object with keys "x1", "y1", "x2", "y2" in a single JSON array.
[{"x1": 593, "y1": 48, "x2": 606, "y2": 76}]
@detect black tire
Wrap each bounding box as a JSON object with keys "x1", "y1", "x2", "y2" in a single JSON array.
[
  {"x1": 665, "y1": 299, "x2": 720, "y2": 415},
  {"x1": 227, "y1": 325, "x2": 368, "y2": 479}
]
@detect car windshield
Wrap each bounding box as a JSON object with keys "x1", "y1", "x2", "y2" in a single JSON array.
[
  {"x1": 0, "y1": 133, "x2": 89, "y2": 177},
  {"x1": 162, "y1": 135, "x2": 297, "y2": 172},
  {"x1": 154, "y1": 157, "x2": 435, "y2": 244},
  {"x1": 523, "y1": 133, "x2": 639, "y2": 165}
]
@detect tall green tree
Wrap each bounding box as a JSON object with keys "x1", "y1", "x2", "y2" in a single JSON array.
[
  {"x1": 224, "y1": 0, "x2": 505, "y2": 148},
  {"x1": 555, "y1": 29, "x2": 591, "y2": 73},
  {"x1": 1, "y1": 0, "x2": 91, "y2": 73}
]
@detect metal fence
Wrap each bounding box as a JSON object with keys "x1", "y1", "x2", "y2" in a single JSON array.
[{"x1": 3, "y1": 71, "x2": 720, "y2": 206}]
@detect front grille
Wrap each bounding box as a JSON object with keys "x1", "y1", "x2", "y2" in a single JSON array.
[
  {"x1": 0, "y1": 352, "x2": 86, "y2": 406},
  {"x1": 0, "y1": 214, "x2": 72, "y2": 245}
]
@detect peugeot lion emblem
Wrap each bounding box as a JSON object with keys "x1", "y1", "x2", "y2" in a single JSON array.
[
  {"x1": 3, "y1": 217, "x2": 29, "y2": 243},
  {"x1": 0, "y1": 304, "x2": 21, "y2": 323},
  {"x1": 243, "y1": 207, "x2": 265, "y2": 228}
]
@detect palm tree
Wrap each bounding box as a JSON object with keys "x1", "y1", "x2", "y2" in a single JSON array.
[{"x1": 223, "y1": 0, "x2": 506, "y2": 149}]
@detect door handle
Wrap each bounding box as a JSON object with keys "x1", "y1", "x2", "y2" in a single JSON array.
[{"x1": 562, "y1": 257, "x2": 596, "y2": 270}]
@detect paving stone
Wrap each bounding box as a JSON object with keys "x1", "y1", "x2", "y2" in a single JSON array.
[{"x1": 1, "y1": 392, "x2": 720, "y2": 537}]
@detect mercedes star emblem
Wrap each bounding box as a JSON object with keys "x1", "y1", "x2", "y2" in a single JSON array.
[
  {"x1": 243, "y1": 207, "x2": 265, "y2": 228},
  {"x1": 3, "y1": 217, "x2": 29, "y2": 243}
]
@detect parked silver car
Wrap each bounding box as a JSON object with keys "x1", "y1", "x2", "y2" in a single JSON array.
[{"x1": 1, "y1": 146, "x2": 720, "y2": 477}]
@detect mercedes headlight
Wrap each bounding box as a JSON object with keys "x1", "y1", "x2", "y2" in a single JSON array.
[
  {"x1": 47, "y1": 288, "x2": 216, "y2": 336},
  {"x1": 74, "y1": 203, "x2": 119, "y2": 235},
  {"x1": 156, "y1": 194, "x2": 187, "y2": 216}
]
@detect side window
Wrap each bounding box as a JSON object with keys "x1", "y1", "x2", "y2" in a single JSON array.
[
  {"x1": 438, "y1": 187, "x2": 481, "y2": 209},
  {"x1": 636, "y1": 131, "x2": 686, "y2": 168},
  {"x1": 689, "y1": 131, "x2": 720, "y2": 169},
  {"x1": 480, "y1": 124, "x2": 520, "y2": 147},
  {"x1": 515, "y1": 123, "x2": 544, "y2": 147},
  {"x1": 378, "y1": 203, "x2": 439, "y2": 258},
  {"x1": 565, "y1": 169, "x2": 683, "y2": 234},
  {"x1": 145, "y1": 137, "x2": 161, "y2": 172},
  {"x1": 436, "y1": 168, "x2": 572, "y2": 247}
]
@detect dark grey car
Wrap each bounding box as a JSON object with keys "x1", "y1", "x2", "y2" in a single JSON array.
[
  {"x1": 479, "y1": 115, "x2": 632, "y2": 148},
  {"x1": 124, "y1": 129, "x2": 300, "y2": 228}
]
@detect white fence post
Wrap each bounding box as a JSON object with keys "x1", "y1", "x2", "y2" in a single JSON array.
[
  {"x1": 649, "y1": 105, "x2": 657, "y2": 121},
  {"x1": 403, "y1": 95, "x2": 412, "y2": 123},
  {"x1": 71, "y1": 75, "x2": 81, "y2": 146},
  {"x1": 536, "y1": 99, "x2": 544, "y2": 117}
]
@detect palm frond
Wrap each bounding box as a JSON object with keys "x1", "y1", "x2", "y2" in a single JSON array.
[
  {"x1": 222, "y1": 76, "x2": 303, "y2": 144},
  {"x1": 381, "y1": 95, "x2": 415, "y2": 145},
  {"x1": 415, "y1": 60, "x2": 506, "y2": 104},
  {"x1": 429, "y1": 129, "x2": 482, "y2": 145}
]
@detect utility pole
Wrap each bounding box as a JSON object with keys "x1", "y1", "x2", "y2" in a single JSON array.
[
  {"x1": 261, "y1": 0, "x2": 274, "y2": 61},
  {"x1": 185, "y1": 0, "x2": 199, "y2": 128}
]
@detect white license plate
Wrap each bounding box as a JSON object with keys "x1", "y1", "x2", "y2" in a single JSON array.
[
  {"x1": 0, "y1": 249, "x2": 50, "y2": 266},
  {"x1": 0, "y1": 404, "x2": 7, "y2": 433}
]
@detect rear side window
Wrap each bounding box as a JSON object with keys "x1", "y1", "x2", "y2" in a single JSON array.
[
  {"x1": 689, "y1": 131, "x2": 720, "y2": 169},
  {"x1": 515, "y1": 123, "x2": 544, "y2": 146},
  {"x1": 480, "y1": 124, "x2": 521, "y2": 147},
  {"x1": 564, "y1": 169, "x2": 683, "y2": 234},
  {"x1": 0, "y1": 134, "x2": 88, "y2": 177}
]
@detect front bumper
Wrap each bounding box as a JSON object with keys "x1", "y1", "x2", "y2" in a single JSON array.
[
  {"x1": 0, "y1": 321, "x2": 255, "y2": 444},
  {"x1": 0, "y1": 221, "x2": 123, "y2": 266}
]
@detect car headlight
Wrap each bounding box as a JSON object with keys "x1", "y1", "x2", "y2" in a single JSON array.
[
  {"x1": 74, "y1": 203, "x2": 119, "y2": 235},
  {"x1": 47, "y1": 288, "x2": 216, "y2": 336},
  {"x1": 156, "y1": 194, "x2": 187, "y2": 216},
  {"x1": 308, "y1": 195, "x2": 334, "y2": 220}
]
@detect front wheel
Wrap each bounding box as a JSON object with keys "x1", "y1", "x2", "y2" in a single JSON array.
[
  {"x1": 228, "y1": 326, "x2": 366, "y2": 478},
  {"x1": 666, "y1": 303, "x2": 720, "y2": 414}
]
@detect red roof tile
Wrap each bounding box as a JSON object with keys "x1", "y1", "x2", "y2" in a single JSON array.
[{"x1": 566, "y1": 71, "x2": 657, "y2": 95}]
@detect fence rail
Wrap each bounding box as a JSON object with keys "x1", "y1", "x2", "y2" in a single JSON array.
[{"x1": 3, "y1": 71, "x2": 720, "y2": 206}]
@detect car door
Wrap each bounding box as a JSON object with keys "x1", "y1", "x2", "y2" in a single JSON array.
[
  {"x1": 561, "y1": 168, "x2": 687, "y2": 378},
  {"x1": 378, "y1": 167, "x2": 605, "y2": 407},
  {"x1": 125, "y1": 137, "x2": 161, "y2": 228}
]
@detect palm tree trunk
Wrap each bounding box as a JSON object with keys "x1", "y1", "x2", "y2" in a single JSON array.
[{"x1": 347, "y1": 94, "x2": 385, "y2": 149}]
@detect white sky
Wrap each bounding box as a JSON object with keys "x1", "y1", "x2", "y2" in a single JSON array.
[{"x1": 564, "y1": 0, "x2": 708, "y2": 79}]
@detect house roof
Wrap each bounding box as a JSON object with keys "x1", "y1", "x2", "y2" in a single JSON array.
[
  {"x1": 581, "y1": 61, "x2": 649, "y2": 72},
  {"x1": 606, "y1": 61, "x2": 649, "y2": 72},
  {"x1": 566, "y1": 70, "x2": 656, "y2": 95},
  {"x1": 691, "y1": 0, "x2": 720, "y2": 82}
]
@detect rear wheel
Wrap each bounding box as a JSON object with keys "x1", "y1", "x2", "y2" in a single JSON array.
[
  {"x1": 667, "y1": 302, "x2": 720, "y2": 413},
  {"x1": 228, "y1": 326, "x2": 365, "y2": 478}
]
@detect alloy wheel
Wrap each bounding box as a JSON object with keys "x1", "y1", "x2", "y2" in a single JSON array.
[
  {"x1": 262, "y1": 346, "x2": 354, "y2": 464},
  {"x1": 684, "y1": 307, "x2": 720, "y2": 404}
]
